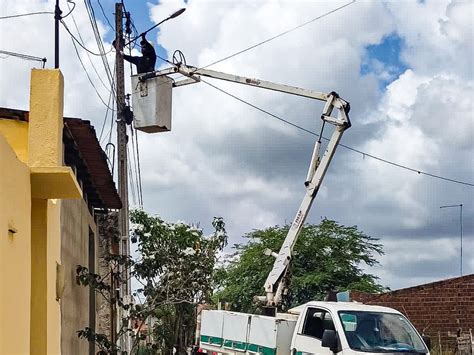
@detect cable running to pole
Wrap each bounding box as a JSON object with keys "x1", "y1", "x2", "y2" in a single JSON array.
[
  {"x1": 0, "y1": 11, "x2": 53, "y2": 20},
  {"x1": 60, "y1": 19, "x2": 113, "y2": 56},
  {"x1": 0, "y1": 50, "x2": 46, "y2": 67},
  {"x1": 67, "y1": 1, "x2": 112, "y2": 93},
  {"x1": 200, "y1": 78, "x2": 474, "y2": 187},
  {"x1": 200, "y1": 0, "x2": 356, "y2": 70},
  {"x1": 69, "y1": 34, "x2": 115, "y2": 110}
]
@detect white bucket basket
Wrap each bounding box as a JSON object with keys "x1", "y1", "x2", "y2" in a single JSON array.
[{"x1": 131, "y1": 74, "x2": 173, "y2": 133}]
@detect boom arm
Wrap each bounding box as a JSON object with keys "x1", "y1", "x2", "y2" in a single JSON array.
[
  {"x1": 142, "y1": 64, "x2": 351, "y2": 307},
  {"x1": 263, "y1": 98, "x2": 350, "y2": 307}
]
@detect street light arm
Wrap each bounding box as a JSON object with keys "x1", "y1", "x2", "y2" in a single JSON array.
[{"x1": 124, "y1": 8, "x2": 186, "y2": 47}]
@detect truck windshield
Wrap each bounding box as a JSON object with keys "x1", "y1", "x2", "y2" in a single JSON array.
[{"x1": 338, "y1": 311, "x2": 427, "y2": 353}]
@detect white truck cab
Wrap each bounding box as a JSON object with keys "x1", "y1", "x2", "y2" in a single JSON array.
[
  {"x1": 198, "y1": 301, "x2": 430, "y2": 355},
  {"x1": 289, "y1": 301, "x2": 429, "y2": 355}
]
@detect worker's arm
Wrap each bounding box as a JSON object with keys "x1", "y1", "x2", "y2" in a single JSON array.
[{"x1": 123, "y1": 54, "x2": 140, "y2": 66}]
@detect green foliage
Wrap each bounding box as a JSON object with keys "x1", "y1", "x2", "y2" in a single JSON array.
[
  {"x1": 130, "y1": 210, "x2": 227, "y2": 306},
  {"x1": 215, "y1": 219, "x2": 385, "y2": 312},
  {"x1": 129, "y1": 210, "x2": 228, "y2": 354},
  {"x1": 76, "y1": 210, "x2": 228, "y2": 354}
]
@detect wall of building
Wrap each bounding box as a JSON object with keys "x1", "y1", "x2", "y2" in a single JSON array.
[
  {"x1": 0, "y1": 135, "x2": 32, "y2": 354},
  {"x1": 0, "y1": 69, "x2": 82, "y2": 355},
  {"x1": 61, "y1": 198, "x2": 98, "y2": 355},
  {"x1": 352, "y1": 275, "x2": 474, "y2": 353},
  {"x1": 29, "y1": 69, "x2": 66, "y2": 355}
]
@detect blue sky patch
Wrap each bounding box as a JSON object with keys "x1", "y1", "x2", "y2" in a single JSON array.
[
  {"x1": 361, "y1": 33, "x2": 409, "y2": 88},
  {"x1": 92, "y1": 0, "x2": 168, "y2": 65}
]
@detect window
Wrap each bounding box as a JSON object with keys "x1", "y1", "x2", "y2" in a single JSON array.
[
  {"x1": 302, "y1": 308, "x2": 335, "y2": 340},
  {"x1": 338, "y1": 311, "x2": 428, "y2": 353}
]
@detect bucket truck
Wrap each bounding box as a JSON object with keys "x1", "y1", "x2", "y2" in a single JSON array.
[{"x1": 131, "y1": 63, "x2": 431, "y2": 355}]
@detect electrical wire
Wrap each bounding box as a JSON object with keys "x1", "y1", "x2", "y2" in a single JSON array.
[
  {"x1": 128, "y1": 145, "x2": 137, "y2": 206},
  {"x1": 200, "y1": 79, "x2": 474, "y2": 187},
  {"x1": 201, "y1": 0, "x2": 356, "y2": 70},
  {"x1": 99, "y1": 87, "x2": 116, "y2": 141},
  {"x1": 69, "y1": 32, "x2": 115, "y2": 110},
  {"x1": 0, "y1": 11, "x2": 53, "y2": 20},
  {"x1": 97, "y1": 0, "x2": 115, "y2": 31},
  {"x1": 67, "y1": 1, "x2": 112, "y2": 93},
  {"x1": 129, "y1": 126, "x2": 143, "y2": 208},
  {"x1": 60, "y1": 18, "x2": 113, "y2": 56},
  {"x1": 0, "y1": 50, "x2": 46, "y2": 67},
  {"x1": 135, "y1": 128, "x2": 144, "y2": 207},
  {"x1": 83, "y1": 0, "x2": 115, "y2": 89},
  {"x1": 164, "y1": 1, "x2": 358, "y2": 85},
  {"x1": 62, "y1": 0, "x2": 76, "y2": 19}
]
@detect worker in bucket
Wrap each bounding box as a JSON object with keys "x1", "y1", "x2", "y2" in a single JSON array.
[{"x1": 114, "y1": 34, "x2": 157, "y2": 74}]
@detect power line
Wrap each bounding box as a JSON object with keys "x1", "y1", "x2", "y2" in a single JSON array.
[
  {"x1": 97, "y1": 0, "x2": 115, "y2": 31},
  {"x1": 201, "y1": 0, "x2": 356, "y2": 70},
  {"x1": 164, "y1": 1, "x2": 358, "y2": 86},
  {"x1": 99, "y1": 88, "x2": 116, "y2": 141},
  {"x1": 67, "y1": 2, "x2": 112, "y2": 93},
  {"x1": 69, "y1": 32, "x2": 115, "y2": 110},
  {"x1": 201, "y1": 79, "x2": 474, "y2": 187},
  {"x1": 129, "y1": 126, "x2": 143, "y2": 208},
  {"x1": 0, "y1": 11, "x2": 53, "y2": 20},
  {"x1": 135, "y1": 128, "x2": 143, "y2": 207},
  {"x1": 0, "y1": 50, "x2": 46, "y2": 67},
  {"x1": 60, "y1": 18, "x2": 112, "y2": 56},
  {"x1": 83, "y1": 0, "x2": 115, "y2": 88}
]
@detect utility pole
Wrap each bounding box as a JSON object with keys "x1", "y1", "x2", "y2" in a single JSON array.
[
  {"x1": 115, "y1": 3, "x2": 131, "y2": 352},
  {"x1": 54, "y1": 0, "x2": 61, "y2": 68}
]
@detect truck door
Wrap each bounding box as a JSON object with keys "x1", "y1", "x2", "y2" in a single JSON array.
[{"x1": 293, "y1": 307, "x2": 337, "y2": 355}]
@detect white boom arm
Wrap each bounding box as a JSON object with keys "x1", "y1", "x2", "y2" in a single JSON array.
[{"x1": 141, "y1": 64, "x2": 351, "y2": 307}]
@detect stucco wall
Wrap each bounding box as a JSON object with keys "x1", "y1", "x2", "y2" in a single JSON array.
[
  {"x1": 0, "y1": 135, "x2": 31, "y2": 354},
  {"x1": 60, "y1": 198, "x2": 98, "y2": 354}
]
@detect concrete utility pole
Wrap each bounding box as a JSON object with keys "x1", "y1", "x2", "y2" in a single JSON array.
[{"x1": 115, "y1": 3, "x2": 131, "y2": 352}]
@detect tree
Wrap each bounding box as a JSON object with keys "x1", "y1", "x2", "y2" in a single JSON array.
[
  {"x1": 130, "y1": 210, "x2": 227, "y2": 354},
  {"x1": 77, "y1": 210, "x2": 227, "y2": 355},
  {"x1": 214, "y1": 219, "x2": 385, "y2": 313}
]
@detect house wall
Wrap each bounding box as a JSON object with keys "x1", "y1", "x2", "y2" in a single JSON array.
[
  {"x1": 352, "y1": 275, "x2": 474, "y2": 353},
  {"x1": 61, "y1": 198, "x2": 98, "y2": 355},
  {"x1": 0, "y1": 69, "x2": 82, "y2": 355},
  {"x1": 0, "y1": 135, "x2": 31, "y2": 354},
  {"x1": 29, "y1": 69, "x2": 65, "y2": 355}
]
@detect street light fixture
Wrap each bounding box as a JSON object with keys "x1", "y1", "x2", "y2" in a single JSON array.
[
  {"x1": 125, "y1": 8, "x2": 186, "y2": 47},
  {"x1": 440, "y1": 204, "x2": 463, "y2": 276}
]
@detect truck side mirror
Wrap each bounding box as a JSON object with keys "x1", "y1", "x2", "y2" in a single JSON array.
[
  {"x1": 321, "y1": 330, "x2": 339, "y2": 352},
  {"x1": 422, "y1": 336, "x2": 431, "y2": 350}
]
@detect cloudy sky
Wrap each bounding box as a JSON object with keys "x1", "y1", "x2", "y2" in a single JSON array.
[{"x1": 1, "y1": 0, "x2": 473, "y2": 290}]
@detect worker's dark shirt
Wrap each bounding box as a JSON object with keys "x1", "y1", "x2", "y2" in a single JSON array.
[{"x1": 123, "y1": 39, "x2": 156, "y2": 74}]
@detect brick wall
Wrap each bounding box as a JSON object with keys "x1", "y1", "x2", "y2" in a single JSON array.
[{"x1": 352, "y1": 275, "x2": 474, "y2": 353}]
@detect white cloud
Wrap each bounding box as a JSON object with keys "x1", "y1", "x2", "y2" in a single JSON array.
[{"x1": 1, "y1": 0, "x2": 472, "y2": 290}]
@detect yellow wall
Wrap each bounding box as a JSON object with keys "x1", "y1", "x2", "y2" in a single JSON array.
[
  {"x1": 0, "y1": 69, "x2": 81, "y2": 354},
  {"x1": 29, "y1": 69, "x2": 65, "y2": 355},
  {"x1": 0, "y1": 135, "x2": 31, "y2": 355},
  {"x1": 0, "y1": 119, "x2": 28, "y2": 163}
]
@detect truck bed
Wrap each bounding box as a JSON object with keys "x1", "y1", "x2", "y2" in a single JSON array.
[{"x1": 199, "y1": 310, "x2": 297, "y2": 355}]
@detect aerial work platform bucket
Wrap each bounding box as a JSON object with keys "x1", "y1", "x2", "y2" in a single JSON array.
[{"x1": 131, "y1": 74, "x2": 173, "y2": 133}]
